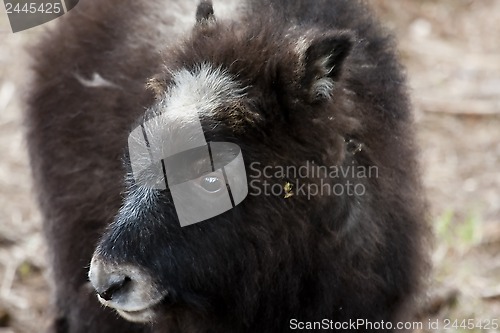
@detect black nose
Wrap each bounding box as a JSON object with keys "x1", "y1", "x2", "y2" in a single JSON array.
[
  {"x1": 97, "y1": 276, "x2": 131, "y2": 301},
  {"x1": 88, "y1": 256, "x2": 134, "y2": 302}
]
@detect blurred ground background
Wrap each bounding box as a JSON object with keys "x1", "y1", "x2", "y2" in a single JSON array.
[{"x1": 0, "y1": 0, "x2": 499, "y2": 332}]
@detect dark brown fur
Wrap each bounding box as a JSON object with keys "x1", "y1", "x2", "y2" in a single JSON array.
[{"x1": 26, "y1": 0, "x2": 429, "y2": 332}]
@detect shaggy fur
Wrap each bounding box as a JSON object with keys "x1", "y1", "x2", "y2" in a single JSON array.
[{"x1": 26, "y1": 0, "x2": 428, "y2": 332}]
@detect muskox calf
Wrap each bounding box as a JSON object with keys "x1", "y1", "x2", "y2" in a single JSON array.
[{"x1": 26, "y1": 0, "x2": 428, "y2": 332}]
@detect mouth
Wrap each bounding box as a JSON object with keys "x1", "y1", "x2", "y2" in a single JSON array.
[
  {"x1": 96, "y1": 294, "x2": 165, "y2": 323},
  {"x1": 115, "y1": 306, "x2": 157, "y2": 323}
]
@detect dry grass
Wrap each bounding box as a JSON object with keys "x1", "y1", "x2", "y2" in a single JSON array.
[{"x1": 0, "y1": 1, "x2": 499, "y2": 332}]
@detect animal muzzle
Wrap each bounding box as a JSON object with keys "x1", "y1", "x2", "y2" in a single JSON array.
[{"x1": 88, "y1": 254, "x2": 167, "y2": 322}]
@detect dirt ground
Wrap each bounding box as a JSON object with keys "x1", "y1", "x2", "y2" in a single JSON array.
[{"x1": 0, "y1": 1, "x2": 499, "y2": 332}]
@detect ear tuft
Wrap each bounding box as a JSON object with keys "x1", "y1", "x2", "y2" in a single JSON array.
[
  {"x1": 303, "y1": 32, "x2": 354, "y2": 101},
  {"x1": 196, "y1": 1, "x2": 215, "y2": 24}
]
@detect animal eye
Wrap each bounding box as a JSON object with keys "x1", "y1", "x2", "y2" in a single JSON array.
[{"x1": 199, "y1": 175, "x2": 223, "y2": 193}]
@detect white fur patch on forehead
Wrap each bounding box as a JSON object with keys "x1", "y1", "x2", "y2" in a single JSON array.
[
  {"x1": 127, "y1": 63, "x2": 245, "y2": 191},
  {"x1": 159, "y1": 63, "x2": 245, "y2": 119}
]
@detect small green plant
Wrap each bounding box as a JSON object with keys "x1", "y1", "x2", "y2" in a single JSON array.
[
  {"x1": 435, "y1": 209, "x2": 455, "y2": 245},
  {"x1": 435, "y1": 209, "x2": 482, "y2": 251},
  {"x1": 458, "y1": 211, "x2": 481, "y2": 247}
]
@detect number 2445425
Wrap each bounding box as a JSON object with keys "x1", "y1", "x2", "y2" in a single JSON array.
[
  {"x1": 5, "y1": 2, "x2": 63, "y2": 14},
  {"x1": 443, "y1": 319, "x2": 499, "y2": 330}
]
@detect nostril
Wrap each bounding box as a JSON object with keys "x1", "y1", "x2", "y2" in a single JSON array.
[{"x1": 98, "y1": 276, "x2": 131, "y2": 301}]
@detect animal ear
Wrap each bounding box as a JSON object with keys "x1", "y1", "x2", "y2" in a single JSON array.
[
  {"x1": 196, "y1": 0, "x2": 216, "y2": 25},
  {"x1": 302, "y1": 32, "x2": 354, "y2": 101}
]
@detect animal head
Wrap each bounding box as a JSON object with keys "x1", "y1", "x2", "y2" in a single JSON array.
[{"x1": 89, "y1": 0, "x2": 360, "y2": 325}]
